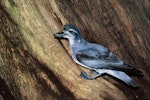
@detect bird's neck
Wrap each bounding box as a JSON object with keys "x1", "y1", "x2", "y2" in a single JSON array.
[{"x1": 69, "y1": 38, "x2": 87, "y2": 47}]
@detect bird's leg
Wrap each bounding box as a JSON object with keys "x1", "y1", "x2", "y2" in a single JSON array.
[{"x1": 80, "y1": 71, "x2": 102, "y2": 80}]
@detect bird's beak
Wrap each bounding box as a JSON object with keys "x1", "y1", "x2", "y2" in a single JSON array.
[{"x1": 54, "y1": 31, "x2": 64, "y2": 38}]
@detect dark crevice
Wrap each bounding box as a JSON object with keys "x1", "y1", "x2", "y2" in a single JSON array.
[{"x1": 0, "y1": 77, "x2": 15, "y2": 100}]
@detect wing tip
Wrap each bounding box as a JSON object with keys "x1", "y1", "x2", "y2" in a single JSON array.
[
  {"x1": 130, "y1": 68, "x2": 144, "y2": 77},
  {"x1": 124, "y1": 64, "x2": 144, "y2": 77}
]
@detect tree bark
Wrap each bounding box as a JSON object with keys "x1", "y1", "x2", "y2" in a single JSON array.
[{"x1": 0, "y1": 0, "x2": 150, "y2": 100}]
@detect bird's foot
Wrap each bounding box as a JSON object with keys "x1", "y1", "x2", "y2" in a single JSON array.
[
  {"x1": 80, "y1": 71, "x2": 103, "y2": 80},
  {"x1": 80, "y1": 71, "x2": 93, "y2": 80},
  {"x1": 90, "y1": 70, "x2": 98, "y2": 75}
]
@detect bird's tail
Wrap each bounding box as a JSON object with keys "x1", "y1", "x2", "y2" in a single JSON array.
[{"x1": 104, "y1": 70, "x2": 139, "y2": 87}]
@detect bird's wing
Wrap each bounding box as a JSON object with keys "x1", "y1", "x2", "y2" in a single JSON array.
[
  {"x1": 76, "y1": 48, "x2": 111, "y2": 59},
  {"x1": 76, "y1": 48, "x2": 142, "y2": 75},
  {"x1": 76, "y1": 48, "x2": 120, "y2": 68}
]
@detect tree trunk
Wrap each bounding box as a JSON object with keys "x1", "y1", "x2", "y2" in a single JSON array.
[{"x1": 0, "y1": 0, "x2": 150, "y2": 100}]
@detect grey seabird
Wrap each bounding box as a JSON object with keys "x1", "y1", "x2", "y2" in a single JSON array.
[{"x1": 54, "y1": 24, "x2": 143, "y2": 87}]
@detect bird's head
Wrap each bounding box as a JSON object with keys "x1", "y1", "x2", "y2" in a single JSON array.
[{"x1": 54, "y1": 24, "x2": 83, "y2": 45}]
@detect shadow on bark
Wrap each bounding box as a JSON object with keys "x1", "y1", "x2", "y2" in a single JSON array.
[{"x1": 0, "y1": 6, "x2": 75, "y2": 100}]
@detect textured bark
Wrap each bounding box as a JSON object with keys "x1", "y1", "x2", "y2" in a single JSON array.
[{"x1": 0, "y1": 0, "x2": 150, "y2": 100}]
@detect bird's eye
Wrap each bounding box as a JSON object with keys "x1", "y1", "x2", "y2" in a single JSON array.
[
  {"x1": 61, "y1": 31, "x2": 64, "y2": 34},
  {"x1": 69, "y1": 30, "x2": 73, "y2": 33}
]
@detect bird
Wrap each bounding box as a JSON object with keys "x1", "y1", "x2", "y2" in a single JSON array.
[{"x1": 54, "y1": 24, "x2": 143, "y2": 87}]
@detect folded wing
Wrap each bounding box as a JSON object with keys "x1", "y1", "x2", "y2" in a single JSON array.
[{"x1": 76, "y1": 48, "x2": 143, "y2": 76}]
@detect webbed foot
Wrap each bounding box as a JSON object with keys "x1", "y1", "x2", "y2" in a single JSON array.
[
  {"x1": 80, "y1": 71, "x2": 102, "y2": 80},
  {"x1": 80, "y1": 71, "x2": 93, "y2": 80},
  {"x1": 90, "y1": 70, "x2": 98, "y2": 75}
]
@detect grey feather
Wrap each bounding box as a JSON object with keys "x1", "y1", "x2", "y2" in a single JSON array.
[{"x1": 54, "y1": 24, "x2": 143, "y2": 87}]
